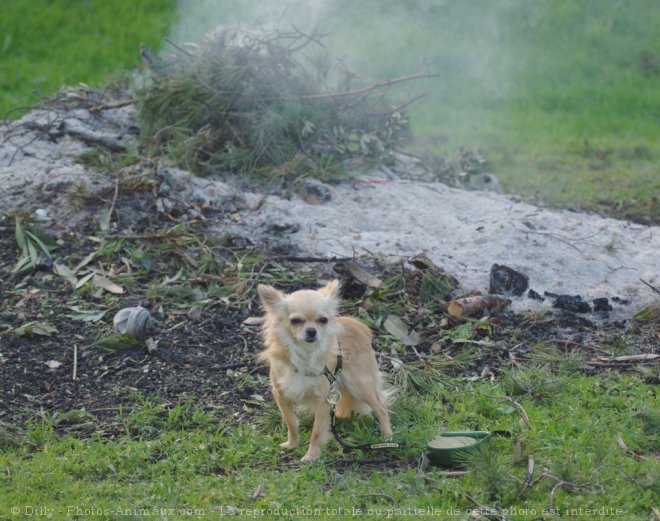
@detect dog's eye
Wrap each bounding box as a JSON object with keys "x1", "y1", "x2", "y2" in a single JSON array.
[
  {"x1": 290, "y1": 318, "x2": 304, "y2": 326},
  {"x1": 318, "y1": 316, "x2": 328, "y2": 325}
]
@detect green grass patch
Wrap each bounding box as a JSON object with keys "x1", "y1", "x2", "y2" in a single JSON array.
[
  {"x1": 1, "y1": 373, "x2": 657, "y2": 519},
  {"x1": 0, "y1": 0, "x2": 177, "y2": 115}
]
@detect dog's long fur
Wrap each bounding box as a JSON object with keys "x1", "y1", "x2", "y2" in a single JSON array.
[{"x1": 257, "y1": 280, "x2": 392, "y2": 462}]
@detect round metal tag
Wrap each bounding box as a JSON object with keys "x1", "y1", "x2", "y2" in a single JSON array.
[{"x1": 326, "y1": 388, "x2": 342, "y2": 405}]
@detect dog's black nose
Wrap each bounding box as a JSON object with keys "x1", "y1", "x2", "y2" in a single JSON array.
[{"x1": 305, "y1": 327, "x2": 317, "y2": 341}]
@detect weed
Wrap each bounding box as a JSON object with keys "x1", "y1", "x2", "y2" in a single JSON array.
[
  {"x1": 389, "y1": 352, "x2": 473, "y2": 396},
  {"x1": 10, "y1": 215, "x2": 58, "y2": 275},
  {"x1": 463, "y1": 442, "x2": 517, "y2": 502},
  {"x1": 635, "y1": 409, "x2": 660, "y2": 437},
  {"x1": 95, "y1": 333, "x2": 146, "y2": 351},
  {"x1": 501, "y1": 364, "x2": 563, "y2": 402},
  {"x1": 524, "y1": 344, "x2": 587, "y2": 375}
]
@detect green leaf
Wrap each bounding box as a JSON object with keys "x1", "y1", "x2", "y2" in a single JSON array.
[
  {"x1": 53, "y1": 262, "x2": 79, "y2": 287},
  {"x1": 65, "y1": 307, "x2": 108, "y2": 322},
  {"x1": 99, "y1": 208, "x2": 111, "y2": 233},
  {"x1": 24, "y1": 229, "x2": 55, "y2": 258},
  {"x1": 11, "y1": 321, "x2": 59, "y2": 337},
  {"x1": 75, "y1": 272, "x2": 96, "y2": 289},
  {"x1": 11, "y1": 254, "x2": 32, "y2": 274},
  {"x1": 26, "y1": 239, "x2": 38, "y2": 266},
  {"x1": 14, "y1": 217, "x2": 27, "y2": 251},
  {"x1": 383, "y1": 315, "x2": 420, "y2": 346}
]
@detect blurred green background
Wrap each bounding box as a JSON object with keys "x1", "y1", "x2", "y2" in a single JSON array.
[{"x1": 1, "y1": 0, "x2": 658, "y2": 221}]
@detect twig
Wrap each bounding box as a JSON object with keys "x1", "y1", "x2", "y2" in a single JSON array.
[
  {"x1": 64, "y1": 127, "x2": 126, "y2": 152},
  {"x1": 593, "y1": 463, "x2": 653, "y2": 489},
  {"x1": 72, "y1": 344, "x2": 78, "y2": 381},
  {"x1": 389, "y1": 92, "x2": 429, "y2": 114},
  {"x1": 288, "y1": 24, "x2": 326, "y2": 51},
  {"x1": 275, "y1": 255, "x2": 354, "y2": 263},
  {"x1": 89, "y1": 99, "x2": 135, "y2": 112},
  {"x1": 436, "y1": 470, "x2": 469, "y2": 477},
  {"x1": 640, "y1": 278, "x2": 660, "y2": 296},
  {"x1": 462, "y1": 493, "x2": 511, "y2": 521},
  {"x1": 549, "y1": 479, "x2": 593, "y2": 521},
  {"x1": 107, "y1": 174, "x2": 121, "y2": 228},
  {"x1": 164, "y1": 37, "x2": 194, "y2": 57},
  {"x1": 524, "y1": 230, "x2": 584, "y2": 254},
  {"x1": 265, "y1": 73, "x2": 440, "y2": 101},
  {"x1": 614, "y1": 432, "x2": 650, "y2": 461},
  {"x1": 498, "y1": 396, "x2": 532, "y2": 429}
]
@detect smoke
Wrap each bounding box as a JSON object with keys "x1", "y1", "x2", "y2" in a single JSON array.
[
  {"x1": 168, "y1": 1, "x2": 515, "y2": 135},
  {"x1": 170, "y1": 2, "x2": 514, "y2": 90},
  {"x1": 169, "y1": 0, "x2": 331, "y2": 44}
]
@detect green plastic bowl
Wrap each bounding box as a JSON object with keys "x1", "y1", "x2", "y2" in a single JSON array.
[{"x1": 426, "y1": 431, "x2": 491, "y2": 466}]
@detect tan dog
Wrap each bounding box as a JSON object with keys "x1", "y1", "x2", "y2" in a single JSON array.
[{"x1": 257, "y1": 280, "x2": 392, "y2": 462}]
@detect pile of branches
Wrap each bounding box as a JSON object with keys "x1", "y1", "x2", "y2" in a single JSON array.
[{"x1": 137, "y1": 27, "x2": 433, "y2": 180}]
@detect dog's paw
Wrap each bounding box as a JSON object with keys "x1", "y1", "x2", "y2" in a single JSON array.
[
  {"x1": 280, "y1": 440, "x2": 298, "y2": 449},
  {"x1": 299, "y1": 453, "x2": 320, "y2": 463}
]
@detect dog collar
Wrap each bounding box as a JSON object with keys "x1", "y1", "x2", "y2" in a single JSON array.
[{"x1": 322, "y1": 352, "x2": 343, "y2": 384}]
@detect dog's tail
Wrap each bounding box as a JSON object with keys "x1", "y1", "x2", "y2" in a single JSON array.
[{"x1": 380, "y1": 372, "x2": 398, "y2": 407}]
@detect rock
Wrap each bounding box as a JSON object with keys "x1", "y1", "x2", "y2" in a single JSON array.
[
  {"x1": 112, "y1": 306, "x2": 152, "y2": 338},
  {"x1": 489, "y1": 264, "x2": 529, "y2": 296},
  {"x1": 592, "y1": 297, "x2": 613, "y2": 312},
  {"x1": 527, "y1": 289, "x2": 545, "y2": 302},
  {"x1": 295, "y1": 178, "x2": 334, "y2": 205},
  {"x1": 469, "y1": 172, "x2": 502, "y2": 193},
  {"x1": 551, "y1": 294, "x2": 591, "y2": 313}
]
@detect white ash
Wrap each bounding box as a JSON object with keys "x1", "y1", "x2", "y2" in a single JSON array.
[
  {"x1": 1, "y1": 105, "x2": 658, "y2": 320},
  {"x1": 222, "y1": 179, "x2": 658, "y2": 318}
]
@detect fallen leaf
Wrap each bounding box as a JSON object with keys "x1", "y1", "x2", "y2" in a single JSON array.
[
  {"x1": 513, "y1": 439, "x2": 523, "y2": 464},
  {"x1": 251, "y1": 484, "x2": 265, "y2": 499},
  {"x1": 11, "y1": 321, "x2": 58, "y2": 337},
  {"x1": 243, "y1": 316, "x2": 265, "y2": 326},
  {"x1": 188, "y1": 306, "x2": 203, "y2": 320},
  {"x1": 73, "y1": 251, "x2": 97, "y2": 273},
  {"x1": 99, "y1": 208, "x2": 111, "y2": 233},
  {"x1": 384, "y1": 315, "x2": 420, "y2": 346},
  {"x1": 65, "y1": 307, "x2": 108, "y2": 323},
  {"x1": 92, "y1": 274, "x2": 124, "y2": 294},
  {"x1": 75, "y1": 271, "x2": 96, "y2": 289},
  {"x1": 343, "y1": 260, "x2": 382, "y2": 288},
  {"x1": 53, "y1": 261, "x2": 79, "y2": 287},
  {"x1": 161, "y1": 267, "x2": 184, "y2": 286}
]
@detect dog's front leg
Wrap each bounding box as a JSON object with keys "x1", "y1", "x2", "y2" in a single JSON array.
[
  {"x1": 301, "y1": 401, "x2": 332, "y2": 462},
  {"x1": 272, "y1": 386, "x2": 299, "y2": 449}
]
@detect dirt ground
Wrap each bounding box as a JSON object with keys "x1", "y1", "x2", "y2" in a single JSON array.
[{"x1": 1, "y1": 219, "x2": 657, "y2": 438}]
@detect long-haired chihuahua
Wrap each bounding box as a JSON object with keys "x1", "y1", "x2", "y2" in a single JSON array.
[{"x1": 257, "y1": 280, "x2": 392, "y2": 462}]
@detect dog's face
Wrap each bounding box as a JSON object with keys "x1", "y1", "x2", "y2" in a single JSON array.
[{"x1": 258, "y1": 280, "x2": 340, "y2": 348}]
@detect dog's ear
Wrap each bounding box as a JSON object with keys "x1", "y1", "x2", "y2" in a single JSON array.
[
  {"x1": 257, "y1": 284, "x2": 285, "y2": 311},
  {"x1": 319, "y1": 279, "x2": 340, "y2": 300}
]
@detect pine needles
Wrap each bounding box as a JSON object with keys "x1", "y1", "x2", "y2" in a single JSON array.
[{"x1": 137, "y1": 28, "x2": 425, "y2": 180}]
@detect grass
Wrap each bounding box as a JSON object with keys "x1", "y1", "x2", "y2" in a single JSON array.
[
  {"x1": 0, "y1": 0, "x2": 177, "y2": 116},
  {"x1": 1, "y1": 373, "x2": 657, "y2": 519}
]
